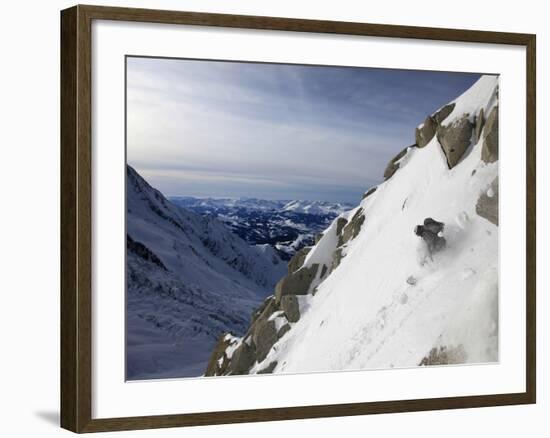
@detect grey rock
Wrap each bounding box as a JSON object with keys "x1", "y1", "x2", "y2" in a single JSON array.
[
  {"x1": 419, "y1": 345, "x2": 467, "y2": 366},
  {"x1": 336, "y1": 217, "x2": 349, "y2": 247},
  {"x1": 320, "y1": 264, "x2": 328, "y2": 279},
  {"x1": 331, "y1": 247, "x2": 345, "y2": 273},
  {"x1": 228, "y1": 340, "x2": 256, "y2": 375},
  {"x1": 251, "y1": 295, "x2": 277, "y2": 324},
  {"x1": 288, "y1": 246, "x2": 312, "y2": 274},
  {"x1": 257, "y1": 361, "x2": 278, "y2": 374},
  {"x1": 336, "y1": 217, "x2": 348, "y2": 235},
  {"x1": 362, "y1": 186, "x2": 377, "y2": 200},
  {"x1": 275, "y1": 263, "x2": 319, "y2": 302},
  {"x1": 341, "y1": 208, "x2": 365, "y2": 246},
  {"x1": 252, "y1": 316, "x2": 290, "y2": 362},
  {"x1": 433, "y1": 103, "x2": 455, "y2": 124},
  {"x1": 437, "y1": 115, "x2": 474, "y2": 168},
  {"x1": 476, "y1": 177, "x2": 498, "y2": 225},
  {"x1": 384, "y1": 146, "x2": 412, "y2": 180},
  {"x1": 415, "y1": 116, "x2": 437, "y2": 147},
  {"x1": 252, "y1": 318, "x2": 279, "y2": 363},
  {"x1": 481, "y1": 106, "x2": 498, "y2": 163},
  {"x1": 204, "y1": 333, "x2": 234, "y2": 376},
  {"x1": 280, "y1": 294, "x2": 300, "y2": 323},
  {"x1": 278, "y1": 322, "x2": 291, "y2": 338},
  {"x1": 474, "y1": 108, "x2": 485, "y2": 142}
]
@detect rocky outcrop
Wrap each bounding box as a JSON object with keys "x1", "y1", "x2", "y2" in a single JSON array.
[
  {"x1": 362, "y1": 186, "x2": 377, "y2": 200},
  {"x1": 204, "y1": 203, "x2": 370, "y2": 376},
  {"x1": 415, "y1": 103, "x2": 455, "y2": 147},
  {"x1": 288, "y1": 246, "x2": 311, "y2": 274},
  {"x1": 251, "y1": 295, "x2": 277, "y2": 324},
  {"x1": 437, "y1": 115, "x2": 474, "y2": 168},
  {"x1": 384, "y1": 146, "x2": 413, "y2": 180},
  {"x1": 228, "y1": 340, "x2": 257, "y2": 375},
  {"x1": 280, "y1": 294, "x2": 300, "y2": 323},
  {"x1": 419, "y1": 344, "x2": 467, "y2": 366},
  {"x1": 275, "y1": 263, "x2": 319, "y2": 302},
  {"x1": 415, "y1": 117, "x2": 438, "y2": 148},
  {"x1": 258, "y1": 361, "x2": 278, "y2": 374},
  {"x1": 433, "y1": 103, "x2": 455, "y2": 124},
  {"x1": 204, "y1": 333, "x2": 235, "y2": 376},
  {"x1": 341, "y1": 209, "x2": 365, "y2": 245},
  {"x1": 476, "y1": 177, "x2": 498, "y2": 226},
  {"x1": 481, "y1": 106, "x2": 498, "y2": 163},
  {"x1": 252, "y1": 313, "x2": 290, "y2": 362},
  {"x1": 474, "y1": 108, "x2": 485, "y2": 142}
]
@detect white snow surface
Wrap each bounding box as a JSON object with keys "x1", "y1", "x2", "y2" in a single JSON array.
[
  {"x1": 441, "y1": 75, "x2": 499, "y2": 126},
  {"x1": 248, "y1": 76, "x2": 499, "y2": 375}
]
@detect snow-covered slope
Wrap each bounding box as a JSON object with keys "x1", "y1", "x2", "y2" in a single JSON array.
[
  {"x1": 206, "y1": 75, "x2": 499, "y2": 376},
  {"x1": 126, "y1": 165, "x2": 286, "y2": 379}
]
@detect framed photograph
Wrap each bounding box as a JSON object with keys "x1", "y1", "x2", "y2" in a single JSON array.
[{"x1": 60, "y1": 5, "x2": 536, "y2": 433}]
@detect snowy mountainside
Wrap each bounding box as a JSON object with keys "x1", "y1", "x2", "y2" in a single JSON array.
[
  {"x1": 205, "y1": 75, "x2": 500, "y2": 376},
  {"x1": 126, "y1": 165, "x2": 286, "y2": 379},
  {"x1": 169, "y1": 196, "x2": 353, "y2": 260}
]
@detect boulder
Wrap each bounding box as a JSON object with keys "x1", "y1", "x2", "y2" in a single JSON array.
[
  {"x1": 474, "y1": 108, "x2": 485, "y2": 142},
  {"x1": 227, "y1": 340, "x2": 256, "y2": 375},
  {"x1": 252, "y1": 316, "x2": 290, "y2": 362},
  {"x1": 336, "y1": 217, "x2": 348, "y2": 236},
  {"x1": 251, "y1": 319, "x2": 278, "y2": 362},
  {"x1": 433, "y1": 103, "x2": 455, "y2": 124},
  {"x1": 415, "y1": 116, "x2": 437, "y2": 147},
  {"x1": 288, "y1": 246, "x2": 312, "y2": 274},
  {"x1": 437, "y1": 115, "x2": 474, "y2": 168},
  {"x1": 341, "y1": 208, "x2": 365, "y2": 245},
  {"x1": 320, "y1": 264, "x2": 328, "y2": 279},
  {"x1": 275, "y1": 263, "x2": 319, "y2": 302},
  {"x1": 419, "y1": 345, "x2": 467, "y2": 366},
  {"x1": 362, "y1": 186, "x2": 377, "y2": 200},
  {"x1": 383, "y1": 146, "x2": 412, "y2": 180},
  {"x1": 481, "y1": 106, "x2": 498, "y2": 163},
  {"x1": 476, "y1": 177, "x2": 499, "y2": 226},
  {"x1": 331, "y1": 247, "x2": 345, "y2": 272},
  {"x1": 335, "y1": 217, "x2": 349, "y2": 247},
  {"x1": 204, "y1": 333, "x2": 235, "y2": 376},
  {"x1": 257, "y1": 361, "x2": 278, "y2": 374},
  {"x1": 251, "y1": 295, "x2": 277, "y2": 324},
  {"x1": 280, "y1": 294, "x2": 300, "y2": 322}
]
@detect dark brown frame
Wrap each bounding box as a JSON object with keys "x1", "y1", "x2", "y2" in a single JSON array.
[{"x1": 61, "y1": 4, "x2": 536, "y2": 433}]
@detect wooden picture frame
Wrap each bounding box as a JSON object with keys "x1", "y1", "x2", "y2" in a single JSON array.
[{"x1": 61, "y1": 4, "x2": 536, "y2": 433}]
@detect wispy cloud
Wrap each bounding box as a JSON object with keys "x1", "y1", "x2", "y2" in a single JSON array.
[{"x1": 127, "y1": 57, "x2": 481, "y2": 203}]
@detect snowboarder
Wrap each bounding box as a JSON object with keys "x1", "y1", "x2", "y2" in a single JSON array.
[{"x1": 414, "y1": 217, "x2": 446, "y2": 258}]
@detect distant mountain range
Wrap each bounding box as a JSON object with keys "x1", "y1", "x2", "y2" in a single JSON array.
[
  {"x1": 126, "y1": 166, "x2": 286, "y2": 379},
  {"x1": 169, "y1": 197, "x2": 353, "y2": 260}
]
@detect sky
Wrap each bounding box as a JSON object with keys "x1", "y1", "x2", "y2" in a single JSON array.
[{"x1": 127, "y1": 57, "x2": 482, "y2": 203}]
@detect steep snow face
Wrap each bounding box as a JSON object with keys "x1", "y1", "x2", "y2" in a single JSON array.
[
  {"x1": 215, "y1": 75, "x2": 499, "y2": 376},
  {"x1": 126, "y1": 166, "x2": 286, "y2": 379},
  {"x1": 440, "y1": 75, "x2": 498, "y2": 126}
]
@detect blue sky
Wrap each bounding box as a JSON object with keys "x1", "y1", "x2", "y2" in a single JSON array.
[{"x1": 127, "y1": 57, "x2": 481, "y2": 203}]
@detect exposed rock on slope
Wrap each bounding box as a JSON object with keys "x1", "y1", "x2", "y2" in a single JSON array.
[{"x1": 205, "y1": 75, "x2": 499, "y2": 376}]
